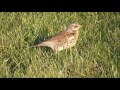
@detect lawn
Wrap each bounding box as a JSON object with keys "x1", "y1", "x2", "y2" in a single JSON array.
[{"x1": 0, "y1": 12, "x2": 120, "y2": 78}]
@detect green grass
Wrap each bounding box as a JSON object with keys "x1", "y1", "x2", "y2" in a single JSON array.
[{"x1": 0, "y1": 12, "x2": 120, "y2": 78}]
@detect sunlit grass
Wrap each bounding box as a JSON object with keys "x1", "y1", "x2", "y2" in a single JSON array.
[{"x1": 0, "y1": 12, "x2": 120, "y2": 78}]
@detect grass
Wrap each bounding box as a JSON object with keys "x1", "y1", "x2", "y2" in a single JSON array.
[{"x1": 0, "y1": 12, "x2": 120, "y2": 78}]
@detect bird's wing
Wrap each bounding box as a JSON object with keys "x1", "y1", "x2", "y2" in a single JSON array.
[{"x1": 47, "y1": 31, "x2": 75, "y2": 46}]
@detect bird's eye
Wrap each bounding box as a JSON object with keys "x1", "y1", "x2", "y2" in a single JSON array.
[{"x1": 74, "y1": 25, "x2": 78, "y2": 28}]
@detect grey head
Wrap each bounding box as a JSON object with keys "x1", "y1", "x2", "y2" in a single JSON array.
[{"x1": 66, "y1": 23, "x2": 82, "y2": 33}]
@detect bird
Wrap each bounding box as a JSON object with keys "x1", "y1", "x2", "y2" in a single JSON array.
[{"x1": 30, "y1": 23, "x2": 82, "y2": 52}]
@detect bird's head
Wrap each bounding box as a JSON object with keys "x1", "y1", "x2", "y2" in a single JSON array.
[{"x1": 66, "y1": 23, "x2": 82, "y2": 33}]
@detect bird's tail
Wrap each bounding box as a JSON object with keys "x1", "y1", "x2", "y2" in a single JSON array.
[{"x1": 30, "y1": 42, "x2": 50, "y2": 48}]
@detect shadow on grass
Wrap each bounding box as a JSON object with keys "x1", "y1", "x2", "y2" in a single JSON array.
[
  {"x1": 6, "y1": 58, "x2": 29, "y2": 77},
  {"x1": 30, "y1": 26, "x2": 51, "y2": 45},
  {"x1": 32, "y1": 35, "x2": 45, "y2": 45},
  {"x1": 29, "y1": 26, "x2": 55, "y2": 53}
]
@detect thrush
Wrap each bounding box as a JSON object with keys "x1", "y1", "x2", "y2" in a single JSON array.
[{"x1": 31, "y1": 23, "x2": 82, "y2": 52}]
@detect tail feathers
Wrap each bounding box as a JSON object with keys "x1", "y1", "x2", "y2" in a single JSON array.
[
  {"x1": 30, "y1": 44, "x2": 41, "y2": 47},
  {"x1": 30, "y1": 42, "x2": 50, "y2": 48}
]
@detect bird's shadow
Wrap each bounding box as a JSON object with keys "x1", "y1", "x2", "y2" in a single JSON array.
[
  {"x1": 30, "y1": 27, "x2": 53, "y2": 53},
  {"x1": 31, "y1": 26, "x2": 50, "y2": 45},
  {"x1": 32, "y1": 35, "x2": 44, "y2": 45}
]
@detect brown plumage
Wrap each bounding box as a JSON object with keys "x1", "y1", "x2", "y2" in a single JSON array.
[{"x1": 31, "y1": 23, "x2": 82, "y2": 52}]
